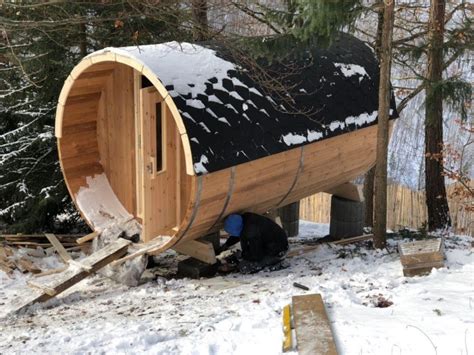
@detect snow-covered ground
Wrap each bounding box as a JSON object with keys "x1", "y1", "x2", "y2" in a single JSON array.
[{"x1": 1, "y1": 221, "x2": 473, "y2": 354}]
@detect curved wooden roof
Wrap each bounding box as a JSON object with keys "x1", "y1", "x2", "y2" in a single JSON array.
[{"x1": 86, "y1": 33, "x2": 398, "y2": 175}]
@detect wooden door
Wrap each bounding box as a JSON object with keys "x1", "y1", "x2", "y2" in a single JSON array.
[{"x1": 139, "y1": 86, "x2": 178, "y2": 241}]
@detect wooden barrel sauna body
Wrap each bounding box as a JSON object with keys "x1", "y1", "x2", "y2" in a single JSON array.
[{"x1": 55, "y1": 34, "x2": 398, "y2": 250}]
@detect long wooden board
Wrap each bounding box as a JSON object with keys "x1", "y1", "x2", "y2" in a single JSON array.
[
  {"x1": 292, "y1": 294, "x2": 338, "y2": 355},
  {"x1": 13, "y1": 238, "x2": 130, "y2": 314}
]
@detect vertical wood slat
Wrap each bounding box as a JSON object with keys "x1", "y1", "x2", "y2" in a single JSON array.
[{"x1": 300, "y1": 183, "x2": 473, "y2": 236}]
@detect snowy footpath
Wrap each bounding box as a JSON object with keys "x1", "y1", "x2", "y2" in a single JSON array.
[{"x1": 1, "y1": 221, "x2": 473, "y2": 355}]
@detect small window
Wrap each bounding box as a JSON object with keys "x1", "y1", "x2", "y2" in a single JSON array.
[
  {"x1": 141, "y1": 75, "x2": 153, "y2": 88},
  {"x1": 155, "y1": 102, "x2": 164, "y2": 172}
]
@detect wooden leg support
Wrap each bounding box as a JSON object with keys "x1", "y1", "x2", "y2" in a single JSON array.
[
  {"x1": 173, "y1": 239, "x2": 216, "y2": 264},
  {"x1": 325, "y1": 182, "x2": 364, "y2": 202}
]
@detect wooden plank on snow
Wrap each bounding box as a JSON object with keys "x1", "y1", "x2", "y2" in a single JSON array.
[
  {"x1": 332, "y1": 234, "x2": 373, "y2": 245},
  {"x1": 13, "y1": 238, "x2": 130, "y2": 314},
  {"x1": 292, "y1": 294, "x2": 338, "y2": 355},
  {"x1": 76, "y1": 231, "x2": 99, "y2": 245},
  {"x1": 45, "y1": 233, "x2": 72, "y2": 263}
]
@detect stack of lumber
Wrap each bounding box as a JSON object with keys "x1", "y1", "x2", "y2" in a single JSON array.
[
  {"x1": 0, "y1": 233, "x2": 90, "y2": 250},
  {"x1": 0, "y1": 245, "x2": 42, "y2": 275},
  {"x1": 0, "y1": 232, "x2": 97, "y2": 275},
  {"x1": 13, "y1": 238, "x2": 130, "y2": 314},
  {"x1": 399, "y1": 238, "x2": 445, "y2": 277}
]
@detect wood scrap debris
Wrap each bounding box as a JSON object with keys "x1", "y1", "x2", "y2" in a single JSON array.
[
  {"x1": 331, "y1": 234, "x2": 373, "y2": 245},
  {"x1": 0, "y1": 233, "x2": 91, "y2": 249},
  {"x1": 13, "y1": 238, "x2": 131, "y2": 315},
  {"x1": 76, "y1": 232, "x2": 99, "y2": 245},
  {"x1": 0, "y1": 245, "x2": 42, "y2": 275},
  {"x1": 399, "y1": 238, "x2": 445, "y2": 277},
  {"x1": 288, "y1": 234, "x2": 373, "y2": 257},
  {"x1": 0, "y1": 233, "x2": 92, "y2": 276}
]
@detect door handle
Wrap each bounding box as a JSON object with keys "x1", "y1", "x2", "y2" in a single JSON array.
[{"x1": 147, "y1": 156, "x2": 156, "y2": 178}]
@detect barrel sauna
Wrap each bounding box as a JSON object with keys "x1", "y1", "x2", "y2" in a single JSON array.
[{"x1": 55, "y1": 33, "x2": 398, "y2": 258}]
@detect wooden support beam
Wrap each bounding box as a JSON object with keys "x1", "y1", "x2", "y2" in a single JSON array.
[
  {"x1": 292, "y1": 294, "x2": 338, "y2": 355},
  {"x1": 325, "y1": 182, "x2": 363, "y2": 202},
  {"x1": 76, "y1": 232, "x2": 99, "y2": 245},
  {"x1": 173, "y1": 239, "x2": 217, "y2": 264},
  {"x1": 14, "y1": 239, "x2": 130, "y2": 314},
  {"x1": 44, "y1": 233, "x2": 72, "y2": 263}
]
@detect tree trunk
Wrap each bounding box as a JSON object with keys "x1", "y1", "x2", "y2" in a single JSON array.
[
  {"x1": 425, "y1": 0, "x2": 451, "y2": 231},
  {"x1": 363, "y1": 1, "x2": 384, "y2": 229},
  {"x1": 373, "y1": 0, "x2": 395, "y2": 249},
  {"x1": 192, "y1": 0, "x2": 208, "y2": 41},
  {"x1": 79, "y1": 22, "x2": 87, "y2": 58},
  {"x1": 363, "y1": 167, "x2": 375, "y2": 227}
]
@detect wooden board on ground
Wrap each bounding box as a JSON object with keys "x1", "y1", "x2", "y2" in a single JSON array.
[
  {"x1": 76, "y1": 232, "x2": 99, "y2": 244},
  {"x1": 292, "y1": 294, "x2": 338, "y2": 355},
  {"x1": 332, "y1": 234, "x2": 373, "y2": 245},
  {"x1": 399, "y1": 239, "x2": 444, "y2": 277},
  {"x1": 45, "y1": 233, "x2": 72, "y2": 263},
  {"x1": 12, "y1": 238, "x2": 130, "y2": 314},
  {"x1": 287, "y1": 234, "x2": 373, "y2": 257}
]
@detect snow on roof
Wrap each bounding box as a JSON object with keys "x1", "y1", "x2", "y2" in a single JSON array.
[{"x1": 88, "y1": 33, "x2": 398, "y2": 175}]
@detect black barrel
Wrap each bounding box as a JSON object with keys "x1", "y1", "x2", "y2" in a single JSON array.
[
  {"x1": 278, "y1": 201, "x2": 300, "y2": 238},
  {"x1": 329, "y1": 195, "x2": 364, "y2": 239}
]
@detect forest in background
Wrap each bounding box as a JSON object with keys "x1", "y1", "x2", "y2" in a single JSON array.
[{"x1": 0, "y1": 0, "x2": 472, "y2": 234}]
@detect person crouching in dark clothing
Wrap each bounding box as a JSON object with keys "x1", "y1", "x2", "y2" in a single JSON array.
[{"x1": 220, "y1": 212, "x2": 289, "y2": 273}]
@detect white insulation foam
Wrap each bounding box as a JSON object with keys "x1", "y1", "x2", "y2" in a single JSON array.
[{"x1": 75, "y1": 173, "x2": 133, "y2": 232}]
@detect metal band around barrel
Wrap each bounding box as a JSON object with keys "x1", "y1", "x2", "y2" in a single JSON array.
[
  {"x1": 175, "y1": 175, "x2": 202, "y2": 243},
  {"x1": 277, "y1": 146, "x2": 305, "y2": 207},
  {"x1": 207, "y1": 166, "x2": 236, "y2": 232}
]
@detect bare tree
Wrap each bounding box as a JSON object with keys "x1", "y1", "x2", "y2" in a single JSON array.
[
  {"x1": 363, "y1": 0, "x2": 384, "y2": 229},
  {"x1": 373, "y1": 0, "x2": 395, "y2": 249}
]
